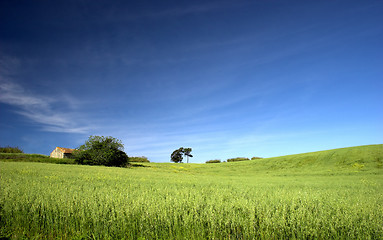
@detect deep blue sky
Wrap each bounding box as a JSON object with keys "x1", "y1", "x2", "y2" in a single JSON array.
[{"x1": 1, "y1": 0, "x2": 382, "y2": 162}]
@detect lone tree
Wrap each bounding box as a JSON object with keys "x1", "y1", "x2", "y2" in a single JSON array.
[
  {"x1": 183, "y1": 148, "x2": 193, "y2": 163},
  {"x1": 171, "y1": 147, "x2": 193, "y2": 163},
  {"x1": 74, "y1": 135, "x2": 129, "y2": 167}
]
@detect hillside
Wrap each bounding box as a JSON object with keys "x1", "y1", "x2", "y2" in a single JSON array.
[
  {"x1": 1, "y1": 144, "x2": 382, "y2": 174},
  {"x1": 130, "y1": 144, "x2": 382, "y2": 178},
  {"x1": 210, "y1": 144, "x2": 383, "y2": 174},
  {"x1": 1, "y1": 144, "x2": 382, "y2": 239}
]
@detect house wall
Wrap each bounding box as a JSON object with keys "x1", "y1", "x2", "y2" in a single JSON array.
[{"x1": 50, "y1": 148, "x2": 64, "y2": 158}]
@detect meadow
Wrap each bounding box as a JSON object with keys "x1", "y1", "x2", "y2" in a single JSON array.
[{"x1": 1, "y1": 145, "x2": 382, "y2": 239}]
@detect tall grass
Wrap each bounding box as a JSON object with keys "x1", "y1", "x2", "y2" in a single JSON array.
[
  {"x1": 1, "y1": 145, "x2": 382, "y2": 239},
  {"x1": 1, "y1": 165, "x2": 382, "y2": 238}
]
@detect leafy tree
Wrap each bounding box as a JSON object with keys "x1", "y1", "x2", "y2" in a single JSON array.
[
  {"x1": 77, "y1": 135, "x2": 124, "y2": 152},
  {"x1": 74, "y1": 136, "x2": 129, "y2": 167},
  {"x1": 171, "y1": 148, "x2": 184, "y2": 163},
  {"x1": 183, "y1": 148, "x2": 193, "y2": 163},
  {"x1": 171, "y1": 147, "x2": 193, "y2": 163}
]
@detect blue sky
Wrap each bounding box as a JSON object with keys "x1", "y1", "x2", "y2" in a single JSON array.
[{"x1": 0, "y1": 0, "x2": 382, "y2": 162}]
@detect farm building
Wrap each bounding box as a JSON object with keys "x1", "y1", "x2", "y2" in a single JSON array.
[{"x1": 50, "y1": 147, "x2": 75, "y2": 158}]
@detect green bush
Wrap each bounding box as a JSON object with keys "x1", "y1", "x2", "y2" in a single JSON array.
[
  {"x1": 206, "y1": 160, "x2": 221, "y2": 163},
  {"x1": 129, "y1": 156, "x2": 150, "y2": 162},
  {"x1": 251, "y1": 157, "x2": 263, "y2": 160},
  {"x1": 74, "y1": 148, "x2": 128, "y2": 167},
  {"x1": 227, "y1": 157, "x2": 250, "y2": 162},
  {"x1": 74, "y1": 136, "x2": 129, "y2": 167},
  {"x1": 0, "y1": 146, "x2": 23, "y2": 153}
]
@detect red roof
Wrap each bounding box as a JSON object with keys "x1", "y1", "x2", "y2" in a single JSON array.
[{"x1": 57, "y1": 147, "x2": 75, "y2": 153}]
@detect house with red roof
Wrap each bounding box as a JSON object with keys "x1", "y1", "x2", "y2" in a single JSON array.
[{"x1": 50, "y1": 147, "x2": 75, "y2": 158}]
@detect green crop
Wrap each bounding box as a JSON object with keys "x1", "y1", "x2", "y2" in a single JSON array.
[{"x1": 1, "y1": 145, "x2": 382, "y2": 239}]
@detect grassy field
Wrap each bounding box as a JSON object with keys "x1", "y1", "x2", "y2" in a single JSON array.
[{"x1": 1, "y1": 145, "x2": 382, "y2": 239}]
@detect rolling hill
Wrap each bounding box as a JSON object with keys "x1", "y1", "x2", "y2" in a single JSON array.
[
  {"x1": 1, "y1": 144, "x2": 382, "y2": 239},
  {"x1": 137, "y1": 144, "x2": 383, "y2": 177},
  {"x1": 1, "y1": 144, "x2": 382, "y2": 173},
  {"x1": 221, "y1": 144, "x2": 383, "y2": 172}
]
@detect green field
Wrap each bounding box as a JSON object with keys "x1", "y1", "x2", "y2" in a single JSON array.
[{"x1": 1, "y1": 145, "x2": 382, "y2": 239}]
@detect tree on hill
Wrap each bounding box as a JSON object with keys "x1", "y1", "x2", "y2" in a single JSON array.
[
  {"x1": 171, "y1": 147, "x2": 193, "y2": 163},
  {"x1": 74, "y1": 135, "x2": 129, "y2": 167},
  {"x1": 183, "y1": 148, "x2": 193, "y2": 163},
  {"x1": 171, "y1": 148, "x2": 184, "y2": 163}
]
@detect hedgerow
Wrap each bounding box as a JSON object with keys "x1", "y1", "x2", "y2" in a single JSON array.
[
  {"x1": 206, "y1": 160, "x2": 221, "y2": 163},
  {"x1": 227, "y1": 157, "x2": 250, "y2": 162}
]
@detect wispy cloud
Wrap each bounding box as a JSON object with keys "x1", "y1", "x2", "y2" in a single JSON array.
[
  {"x1": 0, "y1": 81, "x2": 51, "y2": 109},
  {"x1": 0, "y1": 58, "x2": 92, "y2": 134},
  {"x1": 0, "y1": 80, "x2": 90, "y2": 133}
]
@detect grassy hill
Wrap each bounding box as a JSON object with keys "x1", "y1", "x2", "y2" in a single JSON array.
[
  {"x1": 216, "y1": 144, "x2": 382, "y2": 172},
  {"x1": 140, "y1": 144, "x2": 383, "y2": 176},
  {"x1": 1, "y1": 144, "x2": 381, "y2": 172},
  {"x1": 1, "y1": 144, "x2": 382, "y2": 239}
]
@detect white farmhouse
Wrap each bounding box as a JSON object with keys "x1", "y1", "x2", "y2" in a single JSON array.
[{"x1": 50, "y1": 147, "x2": 75, "y2": 158}]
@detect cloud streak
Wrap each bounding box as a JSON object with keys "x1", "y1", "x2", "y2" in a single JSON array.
[{"x1": 0, "y1": 63, "x2": 91, "y2": 134}]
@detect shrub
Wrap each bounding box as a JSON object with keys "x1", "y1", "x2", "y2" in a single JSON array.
[
  {"x1": 74, "y1": 136, "x2": 129, "y2": 167},
  {"x1": 206, "y1": 160, "x2": 221, "y2": 163},
  {"x1": 0, "y1": 146, "x2": 23, "y2": 153},
  {"x1": 74, "y1": 147, "x2": 128, "y2": 167},
  {"x1": 129, "y1": 156, "x2": 150, "y2": 162},
  {"x1": 0, "y1": 153, "x2": 75, "y2": 164},
  {"x1": 251, "y1": 157, "x2": 263, "y2": 160},
  {"x1": 227, "y1": 157, "x2": 250, "y2": 162}
]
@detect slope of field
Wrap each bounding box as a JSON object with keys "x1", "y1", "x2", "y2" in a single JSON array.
[
  {"x1": 203, "y1": 144, "x2": 383, "y2": 174},
  {"x1": 141, "y1": 144, "x2": 383, "y2": 176},
  {"x1": 1, "y1": 145, "x2": 382, "y2": 239}
]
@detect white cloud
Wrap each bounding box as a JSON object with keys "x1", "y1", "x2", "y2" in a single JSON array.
[
  {"x1": 0, "y1": 54, "x2": 95, "y2": 134},
  {"x1": 0, "y1": 77, "x2": 91, "y2": 134},
  {"x1": 0, "y1": 81, "x2": 51, "y2": 109}
]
